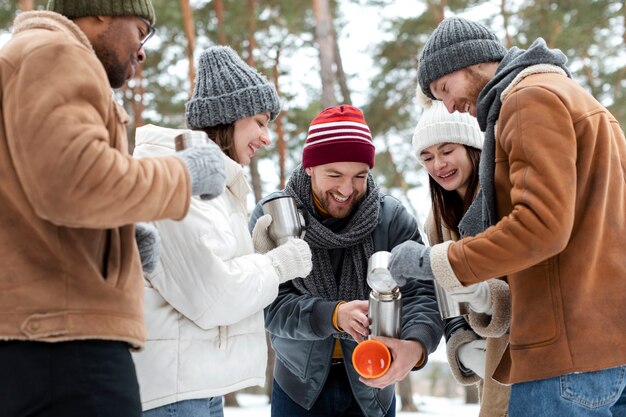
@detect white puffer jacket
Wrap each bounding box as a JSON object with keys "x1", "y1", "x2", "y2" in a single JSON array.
[{"x1": 131, "y1": 124, "x2": 281, "y2": 411}]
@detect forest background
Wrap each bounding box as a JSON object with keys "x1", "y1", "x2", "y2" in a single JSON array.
[{"x1": 2, "y1": 0, "x2": 625, "y2": 411}]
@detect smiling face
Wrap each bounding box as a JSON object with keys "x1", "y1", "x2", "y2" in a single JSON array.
[
  {"x1": 232, "y1": 113, "x2": 271, "y2": 166},
  {"x1": 305, "y1": 161, "x2": 369, "y2": 219},
  {"x1": 429, "y1": 64, "x2": 494, "y2": 117},
  {"x1": 90, "y1": 16, "x2": 151, "y2": 88},
  {"x1": 420, "y1": 143, "x2": 474, "y2": 199}
]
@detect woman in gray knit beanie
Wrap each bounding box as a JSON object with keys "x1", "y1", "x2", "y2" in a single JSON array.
[
  {"x1": 131, "y1": 46, "x2": 312, "y2": 417},
  {"x1": 185, "y1": 46, "x2": 281, "y2": 165}
]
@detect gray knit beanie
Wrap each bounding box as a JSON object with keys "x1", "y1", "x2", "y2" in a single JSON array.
[
  {"x1": 185, "y1": 46, "x2": 281, "y2": 129},
  {"x1": 418, "y1": 17, "x2": 507, "y2": 99},
  {"x1": 47, "y1": 0, "x2": 155, "y2": 25}
]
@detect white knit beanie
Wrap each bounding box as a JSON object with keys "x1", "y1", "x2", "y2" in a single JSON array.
[{"x1": 412, "y1": 89, "x2": 484, "y2": 165}]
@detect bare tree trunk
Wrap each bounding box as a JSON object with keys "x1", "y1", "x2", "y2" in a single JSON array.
[
  {"x1": 214, "y1": 0, "x2": 228, "y2": 45},
  {"x1": 133, "y1": 65, "x2": 145, "y2": 128},
  {"x1": 244, "y1": 0, "x2": 263, "y2": 202},
  {"x1": 580, "y1": 51, "x2": 601, "y2": 98},
  {"x1": 333, "y1": 27, "x2": 351, "y2": 105},
  {"x1": 312, "y1": 0, "x2": 337, "y2": 108},
  {"x1": 500, "y1": 0, "x2": 513, "y2": 48},
  {"x1": 398, "y1": 378, "x2": 418, "y2": 412},
  {"x1": 264, "y1": 333, "x2": 276, "y2": 399},
  {"x1": 18, "y1": 0, "x2": 33, "y2": 11},
  {"x1": 465, "y1": 385, "x2": 479, "y2": 404},
  {"x1": 272, "y1": 49, "x2": 287, "y2": 189},
  {"x1": 223, "y1": 393, "x2": 237, "y2": 407},
  {"x1": 427, "y1": 0, "x2": 447, "y2": 22},
  {"x1": 180, "y1": 0, "x2": 197, "y2": 98}
]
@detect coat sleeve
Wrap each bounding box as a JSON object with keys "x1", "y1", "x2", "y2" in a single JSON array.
[
  {"x1": 436, "y1": 86, "x2": 578, "y2": 285},
  {"x1": 5, "y1": 41, "x2": 189, "y2": 228},
  {"x1": 264, "y1": 281, "x2": 339, "y2": 340},
  {"x1": 382, "y1": 196, "x2": 444, "y2": 356},
  {"x1": 146, "y1": 198, "x2": 281, "y2": 329}
]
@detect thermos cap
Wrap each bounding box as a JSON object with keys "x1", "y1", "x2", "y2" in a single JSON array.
[{"x1": 352, "y1": 339, "x2": 391, "y2": 379}]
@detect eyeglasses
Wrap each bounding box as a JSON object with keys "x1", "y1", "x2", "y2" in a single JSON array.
[{"x1": 138, "y1": 18, "x2": 156, "y2": 50}]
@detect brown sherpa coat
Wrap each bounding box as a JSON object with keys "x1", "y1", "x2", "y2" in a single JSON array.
[
  {"x1": 425, "y1": 211, "x2": 511, "y2": 417},
  {"x1": 0, "y1": 12, "x2": 190, "y2": 348}
]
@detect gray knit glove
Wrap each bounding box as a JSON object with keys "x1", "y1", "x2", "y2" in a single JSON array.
[
  {"x1": 252, "y1": 214, "x2": 277, "y2": 254},
  {"x1": 175, "y1": 142, "x2": 226, "y2": 200},
  {"x1": 266, "y1": 238, "x2": 313, "y2": 284},
  {"x1": 135, "y1": 222, "x2": 160, "y2": 274},
  {"x1": 388, "y1": 240, "x2": 434, "y2": 287}
]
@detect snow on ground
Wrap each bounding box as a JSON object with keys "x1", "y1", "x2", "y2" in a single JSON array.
[{"x1": 224, "y1": 393, "x2": 479, "y2": 417}]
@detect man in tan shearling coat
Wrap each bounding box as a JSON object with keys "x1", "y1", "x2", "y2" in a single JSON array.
[
  {"x1": 390, "y1": 17, "x2": 626, "y2": 417},
  {"x1": 0, "y1": 1, "x2": 225, "y2": 416}
]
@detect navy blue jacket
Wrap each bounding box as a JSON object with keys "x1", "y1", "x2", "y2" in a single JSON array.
[{"x1": 250, "y1": 192, "x2": 443, "y2": 417}]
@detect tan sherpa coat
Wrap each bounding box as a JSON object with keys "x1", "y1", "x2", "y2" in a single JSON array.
[
  {"x1": 425, "y1": 211, "x2": 511, "y2": 417},
  {"x1": 0, "y1": 12, "x2": 190, "y2": 348},
  {"x1": 430, "y1": 66, "x2": 626, "y2": 384}
]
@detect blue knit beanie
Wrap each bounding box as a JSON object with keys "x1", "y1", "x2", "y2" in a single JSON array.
[{"x1": 185, "y1": 46, "x2": 281, "y2": 129}]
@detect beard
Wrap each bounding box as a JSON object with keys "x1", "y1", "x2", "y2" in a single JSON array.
[
  {"x1": 464, "y1": 66, "x2": 491, "y2": 106},
  {"x1": 316, "y1": 190, "x2": 365, "y2": 219},
  {"x1": 92, "y1": 24, "x2": 132, "y2": 89}
]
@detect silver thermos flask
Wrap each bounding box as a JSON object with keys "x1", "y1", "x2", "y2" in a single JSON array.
[
  {"x1": 369, "y1": 288, "x2": 401, "y2": 338},
  {"x1": 366, "y1": 251, "x2": 402, "y2": 339}
]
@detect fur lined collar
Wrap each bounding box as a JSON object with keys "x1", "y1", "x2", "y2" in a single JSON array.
[{"x1": 13, "y1": 10, "x2": 93, "y2": 51}]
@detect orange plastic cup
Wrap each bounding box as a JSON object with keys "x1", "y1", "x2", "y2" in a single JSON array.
[{"x1": 352, "y1": 339, "x2": 391, "y2": 379}]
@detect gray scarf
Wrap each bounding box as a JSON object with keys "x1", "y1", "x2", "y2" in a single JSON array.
[
  {"x1": 459, "y1": 38, "x2": 571, "y2": 236},
  {"x1": 284, "y1": 165, "x2": 380, "y2": 311}
]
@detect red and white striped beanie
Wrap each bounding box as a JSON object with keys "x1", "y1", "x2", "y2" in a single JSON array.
[{"x1": 302, "y1": 105, "x2": 375, "y2": 168}]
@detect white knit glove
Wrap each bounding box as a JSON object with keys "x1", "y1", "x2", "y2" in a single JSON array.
[
  {"x1": 457, "y1": 339, "x2": 487, "y2": 379},
  {"x1": 265, "y1": 238, "x2": 312, "y2": 284},
  {"x1": 252, "y1": 214, "x2": 277, "y2": 254},
  {"x1": 448, "y1": 281, "x2": 492, "y2": 315}
]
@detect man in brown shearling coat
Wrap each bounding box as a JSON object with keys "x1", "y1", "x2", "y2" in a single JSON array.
[
  {"x1": 390, "y1": 17, "x2": 626, "y2": 417},
  {"x1": 0, "y1": 1, "x2": 225, "y2": 416}
]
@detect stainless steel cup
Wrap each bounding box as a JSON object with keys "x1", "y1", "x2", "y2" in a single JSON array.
[
  {"x1": 434, "y1": 282, "x2": 470, "y2": 319},
  {"x1": 174, "y1": 131, "x2": 209, "y2": 151},
  {"x1": 366, "y1": 251, "x2": 398, "y2": 293},
  {"x1": 261, "y1": 196, "x2": 305, "y2": 245},
  {"x1": 368, "y1": 288, "x2": 402, "y2": 338}
]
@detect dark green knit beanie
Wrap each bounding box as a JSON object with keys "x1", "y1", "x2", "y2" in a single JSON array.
[{"x1": 47, "y1": 0, "x2": 156, "y2": 25}]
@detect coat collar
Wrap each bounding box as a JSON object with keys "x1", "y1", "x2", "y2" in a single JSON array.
[{"x1": 13, "y1": 11, "x2": 93, "y2": 52}]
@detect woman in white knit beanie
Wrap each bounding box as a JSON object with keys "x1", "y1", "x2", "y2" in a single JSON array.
[
  {"x1": 412, "y1": 90, "x2": 511, "y2": 417},
  {"x1": 412, "y1": 91, "x2": 483, "y2": 235}
]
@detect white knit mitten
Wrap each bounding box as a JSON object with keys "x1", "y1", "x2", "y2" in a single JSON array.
[
  {"x1": 252, "y1": 214, "x2": 277, "y2": 254},
  {"x1": 266, "y1": 238, "x2": 312, "y2": 283},
  {"x1": 457, "y1": 339, "x2": 487, "y2": 379}
]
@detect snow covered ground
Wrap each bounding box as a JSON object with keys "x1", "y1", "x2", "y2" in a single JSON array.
[{"x1": 224, "y1": 393, "x2": 479, "y2": 417}]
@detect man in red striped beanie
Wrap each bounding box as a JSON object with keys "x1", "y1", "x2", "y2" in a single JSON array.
[
  {"x1": 301, "y1": 105, "x2": 375, "y2": 218},
  {"x1": 249, "y1": 105, "x2": 443, "y2": 417}
]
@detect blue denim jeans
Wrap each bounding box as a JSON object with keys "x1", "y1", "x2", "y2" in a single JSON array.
[
  {"x1": 509, "y1": 366, "x2": 626, "y2": 417},
  {"x1": 143, "y1": 397, "x2": 224, "y2": 417},
  {"x1": 271, "y1": 364, "x2": 396, "y2": 417}
]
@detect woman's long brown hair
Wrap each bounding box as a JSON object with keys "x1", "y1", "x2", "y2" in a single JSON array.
[
  {"x1": 200, "y1": 123, "x2": 236, "y2": 162},
  {"x1": 429, "y1": 145, "x2": 481, "y2": 236}
]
